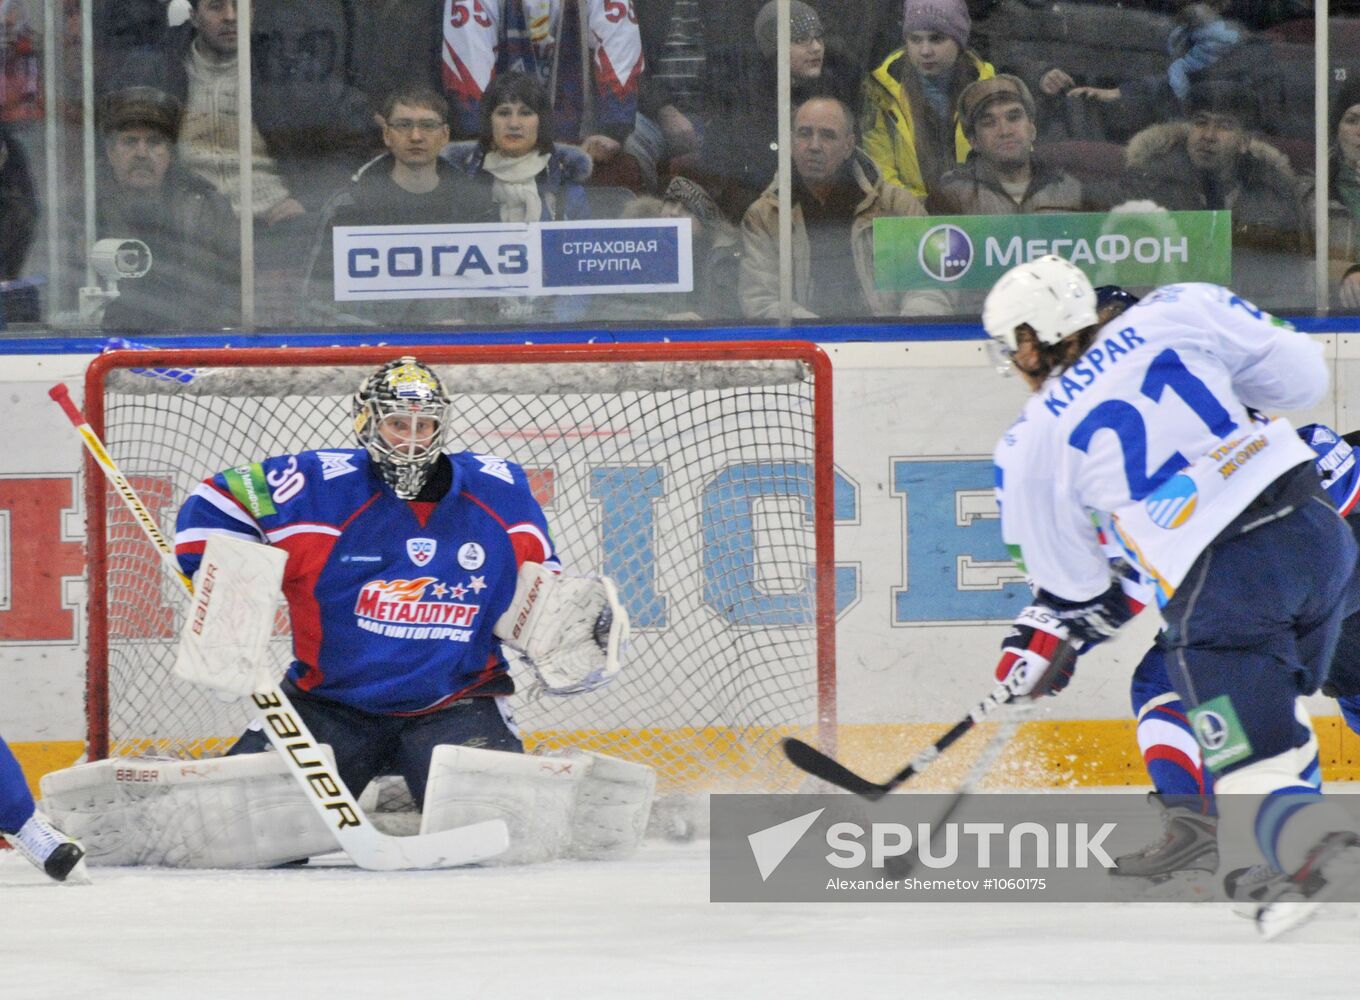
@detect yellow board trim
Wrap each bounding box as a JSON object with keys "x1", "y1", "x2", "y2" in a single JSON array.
[{"x1": 15, "y1": 719, "x2": 1360, "y2": 796}]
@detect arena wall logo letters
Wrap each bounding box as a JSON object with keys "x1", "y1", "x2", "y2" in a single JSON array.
[
  {"x1": 0, "y1": 474, "x2": 88, "y2": 643},
  {"x1": 891, "y1": 458, "x2": 1028, "y2": 624}
]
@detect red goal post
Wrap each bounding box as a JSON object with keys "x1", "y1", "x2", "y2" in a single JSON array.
[{"x1": 82, "y1": 341, "x2": 836, "y2": 796}]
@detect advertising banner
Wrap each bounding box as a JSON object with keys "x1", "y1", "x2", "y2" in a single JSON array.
[
  {"x1": 333, "y1": 218, "x2": 693, "y2": 299},
  {"x1": 874, "y1": 211, "x2": 1232, "y2": 291}
]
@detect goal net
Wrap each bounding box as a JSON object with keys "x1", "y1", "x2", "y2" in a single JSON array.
[{"x1": 82, "y1": 343, "x2": 835, "y2": 799}]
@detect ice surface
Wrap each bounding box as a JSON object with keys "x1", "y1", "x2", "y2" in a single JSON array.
[{"x1": 2, "y1": 840, "x2": 1357, "y2": 1000}]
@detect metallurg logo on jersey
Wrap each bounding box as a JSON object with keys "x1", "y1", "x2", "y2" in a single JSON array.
[{"x1": 353, "y1": 577, "x2": 480, "y2": 641}]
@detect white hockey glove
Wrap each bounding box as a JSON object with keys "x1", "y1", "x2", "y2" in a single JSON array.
[
  {"x1": 995, "y1": 605, "x2": 1078, "y2": 700},
  {"x1": 494, "y1": 562, "x2": 630, "y2": 695}
]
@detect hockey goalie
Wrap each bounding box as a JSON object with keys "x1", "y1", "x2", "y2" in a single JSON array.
[{"x1": 43, "y1": 357, "x2": 652, "y2": 868}]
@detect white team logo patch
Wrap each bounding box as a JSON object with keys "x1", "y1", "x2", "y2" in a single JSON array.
[
  {"x1": 458, "y1": 542, "x2": 486, "y2": 570},
  {"x1": 407, "y1": 538, "x2": 438, "y2": 566},
  {"x1": 317, "y1": 451, "x2": 358, "y2": 481},
  {"x1": 475, "y1": 453, "x2": 514, "y2": 484}
]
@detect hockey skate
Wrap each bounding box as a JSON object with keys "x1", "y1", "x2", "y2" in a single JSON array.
[
  {"x1": 2, "y1": 810, "x2": 90, "y2": 884},
  {"x1": 1109, "y1": 794, "x2": 1218, "y2": 900},
  {"x1": 1254, "y1": 831, "x2": 1360, "y2": 940},
  {"x1": 1222, "y1": 863, "x2": 1304, "y2": 918}
]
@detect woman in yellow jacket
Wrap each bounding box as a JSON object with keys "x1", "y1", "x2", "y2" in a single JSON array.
[{"x1": 861, "y1": 0, "x2": 995, "y2": 199}]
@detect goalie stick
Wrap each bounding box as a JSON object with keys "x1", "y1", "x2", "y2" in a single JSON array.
[
  {"x1": 782, "y1": 680, "x2": 1020, "y2": 800},
  {"x1": 49, "y1": 383, "x2": 509, "y2": 871}
]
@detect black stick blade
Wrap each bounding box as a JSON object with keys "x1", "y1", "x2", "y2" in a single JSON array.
[{"x1": 781, "y1": 738, "x2": 891, "y2": 800}]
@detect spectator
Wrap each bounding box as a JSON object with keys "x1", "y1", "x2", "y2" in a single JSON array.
[
  {"x1": 160, "y1": 0, "x2": 307, "y2": 226},
  {"x1": 0, "y1": 121, "x2": 36, "y2": 281},
  {"x1": 95, "y1": 86, "x2": 240, "y2": 330},
  {"x1": 0, "y1": 120, "x2": 37, "y2": 322},
  {"x1": 661, "y1": 175, "x2": 742, "y2": 319},
  {"x1": 927, "y1": 75, "x2": 1085, "y2": 215},
  {"x1": 302, "y1": 86, "x2": 498, "y2": 325},
  {"x1": 635, "y1": 0, "x2": 753, "y2": 167},
  {"x1": 1065, "y1": 1, "x2": 1256, "y2": 133},
  {"x1": 1326, "y1": 75, "x2": 1360, "y2": 308},
  {"x1": 1123, "y1": 80, "x2": 1310, "y2": 305},
  {"x1": 441, "y1": 71, "x2": 592, "y2": 320},
  {"x1": 440, "y1": 0, "x2": 648, "y2": 191},
  {"x1": 700, "y1": 1, "x2": 862, "y2": 221},
  {"x1": 603, "y1": 175, "x2": 741, "y2": 321},
  {"x1": 740, "y1": 95, "x2": 946, "y2": 319},
  {"x1": 861, "y1": 0, "x2": 995, "y2": 199}
]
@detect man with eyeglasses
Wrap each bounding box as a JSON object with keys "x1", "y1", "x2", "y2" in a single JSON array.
[
  {"x1": 302, "y1": 86, "x2": 497, "y2": 325},
  {"x1": 97, "y1": 86, "x2": 240, "y2": 331}
]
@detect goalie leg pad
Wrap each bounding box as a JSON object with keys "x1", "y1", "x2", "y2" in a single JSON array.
[
  {"x1": 420, "y1": 746, "x2": 656, "y2": 864},
  {"x1": 39, "y1": 754, "x2": 341, "y2": 868},
  {"x1": 559, "y1": 749, "x2": 656, "y2": 861},
  {"x1": 420, "y1": 745, "x2": 582, "y2": 865}
]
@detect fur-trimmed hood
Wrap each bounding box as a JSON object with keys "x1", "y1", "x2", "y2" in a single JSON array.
[{"x1": 1124, "y1": 121, "x2": 1297, "y2": 189}]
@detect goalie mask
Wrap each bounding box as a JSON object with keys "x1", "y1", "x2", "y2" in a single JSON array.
[{"x1": 353, "y1": 357, "x2": 450, "y2": 499}]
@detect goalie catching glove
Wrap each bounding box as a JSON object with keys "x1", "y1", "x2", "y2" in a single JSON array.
[{"x1": 494, "y1": 562, "x2": 630, "y2": 694}]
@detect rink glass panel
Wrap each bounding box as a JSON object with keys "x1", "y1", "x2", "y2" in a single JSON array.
[{"x1": 10, "y1": 4, "x2": 1343, "y2": 334}]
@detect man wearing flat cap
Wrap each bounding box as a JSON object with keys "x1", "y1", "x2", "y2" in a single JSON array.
[
  {"x1": 98, "y1": 86, "x2": 239, "y2": 330},
  {"x1": 927, "y1": 74, "x2": 1085, "y2": 215}
]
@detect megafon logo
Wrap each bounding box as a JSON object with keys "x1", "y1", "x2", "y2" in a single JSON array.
[
  {"x1": 748, "y1": 808, "x2": 824, "y2": 881},
  {"x1": 918, "y1": 224, "x2": 973, "y2": 282}
]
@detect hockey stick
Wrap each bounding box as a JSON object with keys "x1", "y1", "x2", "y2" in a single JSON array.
[
  {"x1": 881, "y1": 698, "x2": 1031, "y2": 878},
  {"x1": 782, "y1": 679, "x2": 1020, "y2": 800},
  {"x1": 49, "y1": 383, "x2": 509, "y2": 870}
]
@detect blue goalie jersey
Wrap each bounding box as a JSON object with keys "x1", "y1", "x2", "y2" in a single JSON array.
[{"x1": 174, "y1": 449, "x2": 559, "y2": 715}]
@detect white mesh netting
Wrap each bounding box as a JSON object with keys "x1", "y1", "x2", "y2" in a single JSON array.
[{"x1": 89, "y1": 347, "x2": 832, "y2": 796}]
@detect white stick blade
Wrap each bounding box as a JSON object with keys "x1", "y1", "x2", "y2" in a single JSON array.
[{"x1": 352, "y1": 819, "x2": 511, "y2": 871}]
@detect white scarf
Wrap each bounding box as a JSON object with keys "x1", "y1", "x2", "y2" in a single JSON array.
[{"x1": 483, "y1": 150, "x2": 553, "y2": 223}]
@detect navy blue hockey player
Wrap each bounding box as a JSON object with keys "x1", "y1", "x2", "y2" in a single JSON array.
[
  {"x1": 174, "y1": 356, "x2": 624, "y2": 808},
  {"x1": 984, "y1": 257, "x2": 1360, "y2": 934},
  {"x1": 0, "y1": 733, "x2": 87, "y2": 882}
]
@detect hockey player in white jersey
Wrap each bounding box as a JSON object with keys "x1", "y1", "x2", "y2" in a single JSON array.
[{"x1": 983, "y1": 256, "x2": 1360, "y2": 934}]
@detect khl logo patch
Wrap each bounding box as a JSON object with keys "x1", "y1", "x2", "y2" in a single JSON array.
[{"x1": 407, "y1": 538, "x2": 437, "y2": 566}]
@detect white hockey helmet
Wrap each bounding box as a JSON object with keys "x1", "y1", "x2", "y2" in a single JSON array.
[{"x1": 982, "y1": 255, "x2": 1098, "y2": 356}]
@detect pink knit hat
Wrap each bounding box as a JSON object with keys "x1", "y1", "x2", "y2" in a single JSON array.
[{"x1": 902, "y1": 0, "x2": 970, "y2": 49}]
